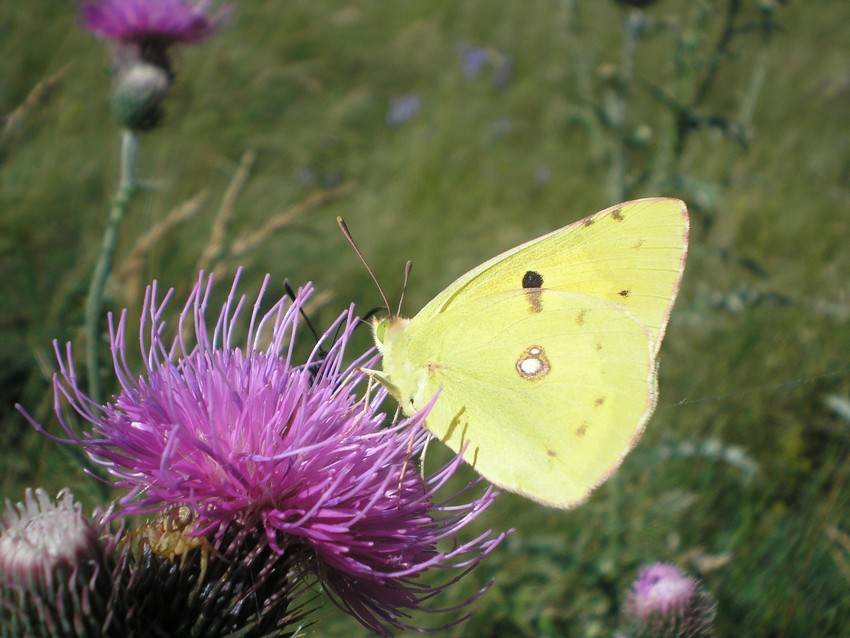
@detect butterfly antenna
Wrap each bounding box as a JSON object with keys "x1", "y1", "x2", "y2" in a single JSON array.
[
  {"x1": 397, "y1": 261, "x2": 413, "y2": 316},
  {"x1": 284, "y1": 279, "x2": 333, "y2": 384},
  {"x1": 360, "y1": 306, "x2": 386, "y2": 325},
  {"x1": 338, "y1": 216, "x2": 393, "y2": 316},
  {"x1": 283, "y1": 279, "x2": 322, "y2": 343},
  {"x1": 286, "y1": 279, "x2": 347, "y2": 349}
]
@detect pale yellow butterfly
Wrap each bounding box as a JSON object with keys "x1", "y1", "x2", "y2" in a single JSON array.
[{"x1": 368, "y1": 198, "x2": 688, "y2": 508}]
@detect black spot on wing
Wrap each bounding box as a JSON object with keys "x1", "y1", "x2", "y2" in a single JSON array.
[
  {"x1": 611, "y1": 208, "x2": 624, "y2": 221},
  {"x1": 522, "y1": 271, "x2": 543, "y2": 289},
  {"x1": 576, "y1": 422, "x2": 588, "y2": 437},
  {"x1": 522, "y1": 270, "x2": 544, "y2": 313},
  {"x1": 618, "y1": 289, "x2": 631, "y2": 297}
]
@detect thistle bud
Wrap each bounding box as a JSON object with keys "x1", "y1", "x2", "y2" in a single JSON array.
[{"x1": 110, "y1": 61, "x2": 170, "y2": 131}]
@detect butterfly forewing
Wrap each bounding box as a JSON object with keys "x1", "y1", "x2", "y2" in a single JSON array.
[{"x1": 418, "y1": 198, "x2": 688, "y2": 354}]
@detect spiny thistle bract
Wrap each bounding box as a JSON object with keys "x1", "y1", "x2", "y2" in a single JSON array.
[{"x1": 19, "y1": 272, "x2": 506, "y2": 635}]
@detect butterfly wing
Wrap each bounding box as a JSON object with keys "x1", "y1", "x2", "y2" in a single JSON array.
[
  {"x1": 373, "y1": 198, "x2": 688, "y2": 506},
  {"x1": 402, "y1": 289, "x2": 656, "y2": 508},
  {"x1": 414, "y1": 198, "x2": 688, "y2": 355}
]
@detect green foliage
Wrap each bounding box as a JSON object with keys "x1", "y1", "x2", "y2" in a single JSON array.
[{"x1": 2, "y1": 0, "x2": 849, "y2": 635}]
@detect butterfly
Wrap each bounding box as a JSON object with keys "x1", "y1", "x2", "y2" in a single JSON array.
[{"x1": 368, "y1": 198, "x2": 689, "y2": 508}]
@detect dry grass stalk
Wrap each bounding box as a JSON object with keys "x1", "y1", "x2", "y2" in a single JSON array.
[
  {"x1": 115, "y1": 188, "x2": 209, "y2": 283},
  {"x1": 2, "y1": 65, "x2": 71, "y2": 139},
  {"x1": 210, "y1": 180, "x2": 355, "y2": 281},
  {"x1": 826, "y1": 525, "x2": 850, "y2": 584},
  {"x1": 197, "y1": 149, "x2": 256, "y2": 272},
  {"x1": 227, "y1": 181, "x2": 355, "y2": 262},
  {"x1": 113, "y1": 188, "x2": 209, "y2": 309}
]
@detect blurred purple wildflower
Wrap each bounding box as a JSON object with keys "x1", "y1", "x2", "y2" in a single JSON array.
[
  {"x1": 625, "y1": 563, "x2": 716, "y2": 637},
  {"x1": 81, "y1": 0, "x2": 230, "y2": 47},
  {"x1": 386, "y1": 94, "x2": 421, "y2": 128},
  {"x1": 455, "y1": 41, "x2": 512, "y2": 89},
  {"x1": 80, "y1": 0, "x2": 231, "y2": 77},
  {"x1": 457, "y1": 42, "x2": 489, "y2": 78},
  {"x1": 20, "y1": 271, "x2": 505, "y2": 635}
]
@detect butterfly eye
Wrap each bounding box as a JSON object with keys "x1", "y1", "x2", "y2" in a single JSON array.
[{"x1": 373, "y1": 318, "x2": 388, "y2": 343}]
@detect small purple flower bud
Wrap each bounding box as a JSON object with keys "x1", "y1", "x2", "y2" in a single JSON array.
[
  {"x1": 386, "y1": 94, "x2": 422, "y2": 128},
  {"x1": 456, "y1": 42, "x2": 489, "y2": 78},
  {"x1": 625, "y1": 562, "x2": 717, "y2": 637}
]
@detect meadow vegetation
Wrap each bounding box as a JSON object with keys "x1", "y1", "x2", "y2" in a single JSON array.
[{"x1": 1, "y1": 0, "x2": 848, "y2": 635}]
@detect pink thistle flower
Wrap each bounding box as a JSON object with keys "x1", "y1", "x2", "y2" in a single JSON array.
[
  {"x1": 80, "y1": 0, "x2": 231, "y2": 78},
  {"x1": 625, "y1": 562, "x2": 716, "y2": 637},
  {"x1": 19, "y1": 271, "x2": 505, "y2": 635},
  {"x1": 80, "y1": 0, "x2": 230, "y2": 48}
]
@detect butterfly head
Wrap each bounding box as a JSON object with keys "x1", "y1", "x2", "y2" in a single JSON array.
[
  {"x1": 369, "y1": 314, "x2": 425, "y2": 413},
  {"x1": 370, "y1": 314, "x2": 409, "y2": 353}
]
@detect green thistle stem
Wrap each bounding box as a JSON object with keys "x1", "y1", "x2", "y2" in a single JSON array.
[
  {"x1": 85, "y1": 129, "x2": 139, "y2": 404},
  {"x1": 607, "y1": 8, "x2": 645, "y2": 203},
  {"x1": 605, "y1": 11, "x2": 646, "y2": 569}
]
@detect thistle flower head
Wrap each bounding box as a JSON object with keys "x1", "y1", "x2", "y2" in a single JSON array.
[
  {"x1": 81, "y1": 0, "x2": 230, "y2": 48},
  {"x1": 20, "y1": 271, "x2": 505, "y2": 635},
  {"x1": 81, "y1": 0, "x2": 231, "y2": 82},
  {"x1": 625, "y1": 562, "x2": 717, "y2": 638}
]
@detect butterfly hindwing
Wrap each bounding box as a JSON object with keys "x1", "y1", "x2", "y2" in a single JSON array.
[{"x1": 403, "y1": 289, "x2": 655, "y2": 508}]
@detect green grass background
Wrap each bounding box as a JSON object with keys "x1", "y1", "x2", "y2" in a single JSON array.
[{"x1": 2, "y1": 0, "x2": 849, "y2": 635}]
